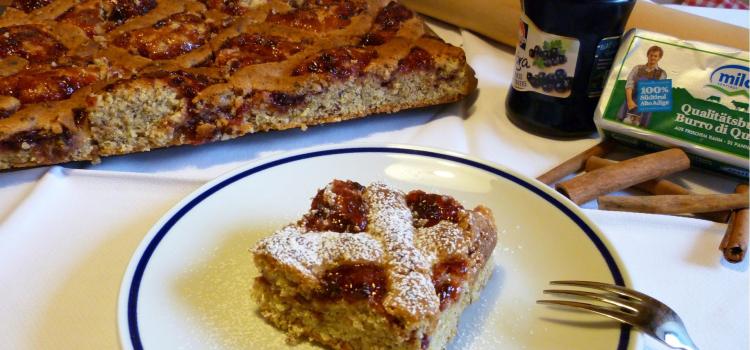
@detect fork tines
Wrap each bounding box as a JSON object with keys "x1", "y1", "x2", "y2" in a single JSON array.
[
  {"x1": 538, "y1": 280, "x2": 700, "y2": 350},
  {"x1": 536, "y1": 280, "x2": 642, "y2": 324}
]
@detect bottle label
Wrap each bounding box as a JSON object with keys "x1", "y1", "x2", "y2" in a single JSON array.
[
  {"x1": 587, "y1": 36, "x2": 622, "y2": 98},
  {"x1": 512, "y1": 14, "x2": 580, "y2": 98}
]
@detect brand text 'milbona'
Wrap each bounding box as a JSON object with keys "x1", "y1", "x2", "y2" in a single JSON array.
[{"x1": 711, "y1": 65, "x2": 750, "y2": 90}]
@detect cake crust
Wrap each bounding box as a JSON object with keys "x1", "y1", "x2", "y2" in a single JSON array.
[
  {"x1": 252, "y1": 180, "x2": 497, "y2": 350},
  {"x1": 0, "y1": 0, "x2": 477, "y2": 170}
]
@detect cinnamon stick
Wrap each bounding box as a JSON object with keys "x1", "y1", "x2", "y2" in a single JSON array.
[
  {"x1": 598, "y1": 194, "x2": 749, "y2": 214},
  {"x1": 586, "y1": 156, "x2": 731, "y2": 223},
  {"x1": 536, "y1": 140, "x2": 615, "y2": 185},
  {"x1": 556, "y1": 149, "x2": 690, "y2": 204},
  {"x1": 720, "y1": 184, "x2": 749, "y2": 263}
]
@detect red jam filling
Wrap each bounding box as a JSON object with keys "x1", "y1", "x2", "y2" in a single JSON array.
[
  {"x1": 268, "y1": 92, "x2": 306, "y2": 109},
  {"x1": 304, "y1": 180, "x2": 368, "y2": 233},
  {"x1": 266, "y1": 0, "x2": 366, "y2": 32},
  {"x1": 103, "y1": 0, "x2": 157, "y2": 23},
  {"x1": 266, "y1": 8, "x2": 319, "y2": 31},
  {"x1": 139, "y1": 70, "x2": 220, "y2": 99},
  {"x1": 200, "y1": 0, "x2": 249, "y2": 16},
  {"x1": 0, "y1": 67, "x2": 99, "y2": 104},
  {"x1": 0, "y1": 25, "x2": 67, "y2": 63},
  {"x1": 57, "y1": 7, "x2": 108, "y2": 37},
  {"x1": 9, "y1": 0, "x2": 53, "y2": 13},
  {"x1": 398, "y1": 47, "x2": 435, "y2": 73},
  {"x1": 292, "y1": 47, "x2": 377, "y2": 80},
  {"x1": 113, "y1": 12, "x2": 215, "y2": 60},
  {"x1": 57, "y1": 0, "x2": 156, "y2": 37},
  {"x1": 0, "y1": 129, "x2": 76, "y2": 163},
  {"x1": 359, "y1": 32, "x2": 387, "y2": 47},
  {"x1": 360, "y1": 1, "x2": 413, "y2": 46},
  {"x1": 73, "y1": 108, "x2": 87, "y2": 126},
  {"x1": 421, "y1": 334, "x2": 430, "y2": 350},
  {"x1": 374, "y1": 1, "x2": 413, "y2": 31},
  {"x1": 321, "y1": 264, "x2": 386, "y2": 303},
  {"x1": 180, "y1": 103, "x2": 236, "y2": 145},
  {"x1": 215, "y1": 33, "x2": 304, "y2": 71},
  {"x1": 432, "y1": 258, "x2": 469, "y2": 310},
  {"x1": 405, "y1": 190, "x2": 463, "y2": 228},
  {"x1": 218, "y1": 89, "x2": 305, "y2": 142},
  {"x1": 0, "y1": 92, "x2": 20, "y2": 118},
  {"x1": 0, "y1": 107, "x2": 17, "y2": 120}
]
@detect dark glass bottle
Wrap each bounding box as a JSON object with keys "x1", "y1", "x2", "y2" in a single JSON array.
[{"x1": 506, "y1": 0, "x2": 636, "y2": 138}]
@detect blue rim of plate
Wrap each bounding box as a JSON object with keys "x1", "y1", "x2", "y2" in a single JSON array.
[{"x1": 124, "y1": 146, "x2": 631, "y2": 350}]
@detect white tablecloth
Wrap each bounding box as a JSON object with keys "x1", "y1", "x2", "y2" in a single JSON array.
[{"x1": 0, "y1": 15, "x2": 747, "y2": 350}]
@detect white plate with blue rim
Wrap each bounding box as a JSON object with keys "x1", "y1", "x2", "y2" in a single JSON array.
[{"x1": 118, "y1": 144, "x2": 637, "y2": 350}]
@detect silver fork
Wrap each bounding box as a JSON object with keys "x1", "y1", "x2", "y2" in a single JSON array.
[{"x1": 537, "y1": 280, "x2": 699, "y2": 350}]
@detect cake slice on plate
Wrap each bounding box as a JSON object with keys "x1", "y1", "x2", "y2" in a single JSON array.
[{"x1": 252, "y1": 180, "x2": 497, "y2": 350}]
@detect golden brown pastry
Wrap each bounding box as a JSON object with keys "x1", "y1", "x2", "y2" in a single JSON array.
[
  {"x1": 253, "y1": 180, "x2": 497, "y2": 349},
  {"x1": 0, "y1": 0, "x2": 476, "y2": 169}
]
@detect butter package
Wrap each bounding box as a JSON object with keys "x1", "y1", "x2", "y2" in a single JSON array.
[{"x1": 595, "y1": 29, "x2": 749, "y2": 178}]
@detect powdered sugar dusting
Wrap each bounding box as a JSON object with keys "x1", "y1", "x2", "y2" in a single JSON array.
[
  {"x1": 318, "y1": 232, "x2": 384, "y2": 268},
  {"x1": 365, "y1": 183, "x2": 438, "y2": 319},
  {"x1": 415, "y1": 221, "x2": 468, "y2": 263},
  {"x1": 253, "y1": 226, "x2": 383, "y2": 278},
  {"x1": 253, "y1": 225, "x2": 322, "y2": 277},
  {"x1": 384, "y1": 271, "x2": 439, "y2": 318},
  {"x1": 363, "y1": 183, "x2": 412, "y2": 243}
]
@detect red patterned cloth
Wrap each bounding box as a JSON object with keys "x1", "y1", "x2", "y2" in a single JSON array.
[{"x1": 682, "y1": 0, "x2": 749, "y2": 9}]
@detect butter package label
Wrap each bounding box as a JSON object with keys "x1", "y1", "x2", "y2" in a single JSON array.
[{"x1": 595, "y1": 29, "x2": 749, "y2": 178}]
